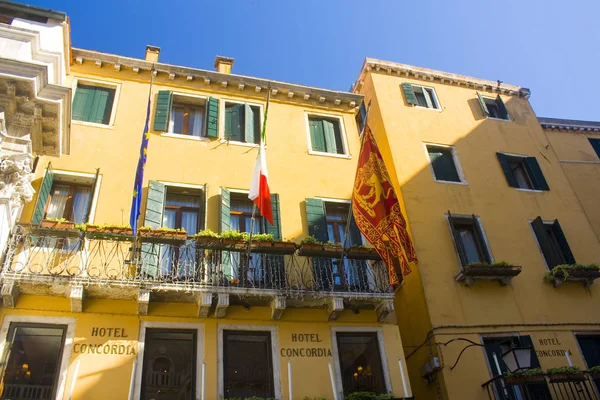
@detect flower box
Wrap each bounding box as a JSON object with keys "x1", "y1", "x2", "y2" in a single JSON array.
[
  {"x1": 41, "y1": 219, "x2": 75, "y2": 230},
  {"x1": 85, "y1": 225, "x2": 133, "y2": 236},
  {"x1": 250, "y1": 241, "x2": 297, "y2": 255},
  {"x1": 34, "y1": 219, "x2": 80, "y2": 238},
  {"x1": 298, "y1": 243, "x2": 342, "y2": 258},
  {"x1": 455, "y1": 263, "x2": 522, "y2": 286},
  {"x1": 138, "y1": 229, "x2": 188, "y2": 244},
  {"x1": 545, "y1": 267, "x2": 600, "y2": 288},
  {"x1": 221, "y1": 239, "x2": 247, "y2": 250},
  {"x1": 346, "y1": 247, "x2": 381, "y2": 260},
  {"x1": 547, "y1": 373, "x2": 587, "y2": 382},
  {"x1": 195, "y1": 236, "x2": 222, "y2": 248},
  {"x1": 505, "y1": 374, "x2": 546, "y2": 384}
]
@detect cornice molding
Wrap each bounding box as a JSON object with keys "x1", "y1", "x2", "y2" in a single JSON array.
[
  {"x1": 354, "y1": 58, "x2": 531, "y2": 98},
  {"x1": 538, "y1": 117, "x2": 600, "y2": 133},
  {"x1": 71, "y1": 48, "x2": 362, "y2": 111}
]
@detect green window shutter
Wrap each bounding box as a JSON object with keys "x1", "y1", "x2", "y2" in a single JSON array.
[
  {"x1": 89, "y1": 87, "x2": 114, "y2": 125},
  {"x1": 429, "y1": 148, "x2": 460, "y2": 182},
  {"x1": 322, "y1": 119, "x2": 338, "y2": 154},
  {"x1": 531, "y1": 216, "x2": 561, "y2": 269},
  {"x1": 204, "y1": 97, "x2": 219, "y2": 138},
  {"x1": 348, "y1": 210, "x2": 363, "y2": 247},
  {"x1": 153, "y1": 90, "x2": 173, "y2": 132},
  {"x1": 589, "y1": 139, "x2": 600, "y2": 159},
  {"x1": 141, "y1": 180, "x2": 166, "y2": 278},
  {"x1": 225, "y1": 104, "x2": 243, "y2": 141},
  {"x1": 552, "y1": 219, "x2": 576, "y2": 265},
  {"x1": 72, "y1": 86, "x2": 92, "y2": 122},
  {"x1": 496, "y1": 153, "x2": 518, "y2": 188},
  {"x1": 266, "y1": 193, "x2": 281, "y2": 241},
  {"x1": 524, "y1": 157, "x2": 549, "y2": 191},
  {"x1": 31, "y1": 162, "x2": 54, "y2": 224},
  {"x1": 401, "y1": 83, "x2": 418, "y2": 106},
  {"x1": 220, "y1": 188, "x2": 231, "y2": 233},
  {"x1": 244, "y1": 103, "x2": 255, "y2": 144},
  {"x1": 309, "y1": 119, "x2": 326, "y2": 152},
  {"x1": 82, "y1": 168, "x2": 100, "y2": 223},
  {"x1": 477, "y1": 92, "x2": 489, "y2": 117},
  {"x1": 305, "y1": 198, "x2": 328, "y2": 243},
  {"x1": 495, "y1": 95, "x2": 509, "y2": 120}
]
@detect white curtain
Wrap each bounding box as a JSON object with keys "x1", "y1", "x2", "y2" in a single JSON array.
[
  {"x1": 190, "y1": 110, "x2": 203, "y2": 137},
  {"x1": 46, "y1": 185, "x2": 69, "y2": 219}
]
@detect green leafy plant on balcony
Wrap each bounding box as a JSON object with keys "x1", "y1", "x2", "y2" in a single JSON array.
[
  {"x1": 546, "y1": 366, "x2": 582, "y2": 375},
  {"x1": 544, "y1": 264, "x2": 600, "y2": 283},
  {"x1": 467, "y1": 261, "x2": 512, "y2": 267},
  {"x1": 589, "y1": 365, "x2": 600, "y2": 374},
  {"x1": 139, "y1": 226, "x2": 186, "y2": 233},
  {"x1": 194, "y1": 229, "x2": 220, "y2": 238},
  {"x1": 324, "y1": 241, "x2": 343, "y2": 248},
  {"x1": 221, "y1": 230, "x2": 249, "y2": 241},
  {"x1": 503, "y1": 367, "x2": 544, "y2": 378},
  {"x1": 43, "y1": 217, "x2": 70, "y2": 223},
  {"x1": 344, "y1": 392, "x2": 395, "y2": 400},
  {"x1": 300, "y1": 235, "x2": 322, "y2": 245},
  {"x1": 251, "y1": 233, "x2": 274, "y2": 242}
]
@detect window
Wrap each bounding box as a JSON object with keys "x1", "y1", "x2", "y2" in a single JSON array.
[
  {"x1": 477, "y1": 93, "x2": 509, "y2": 120},
  {"x1": 589, "y1": 138, "x2": 600, "y2": 159},
  {"x1": 224, "y1": 102, "x2": 261, "y2": 144},
  {"x1": 483, "y1": 336, "x2": 550, "y2": 398},
  {"x1": 426, "y1": 145, "x2": 463, "y2": 183},
  {"x1": 531, "y1": 217, "x2": 575, "y2": 269},
  {"x1": 448, "y1": 213, "x2": 491, "y2": 266},
  {"x1": 497, "y1": 153, "x2": 549, "y2": 191},
  {"x1": 72, "y1": 83, "x2": 116, "y2": 125},
  {"x1": 0, "y1": 323, "x2": 67, "y2": 400},
  {"x1": 223, "y1": 330, "x2": 274, "y2": 399},
  {"x1": 308, "y1": 115, "x2": 346, "y2": 155},
  {"x1": 31, "y1": 163, "x2": 99, "y2": 225},
  {"x1": 140, "y1": 329, "x2": 197, "y2": 400},
  {"x1": 355, "y1": 102, "x2": 367, "y2": 135},
  {"x1": 169, "y1": 97, "x2": 205, "y2": 137},
  {"x1": 401, "y1": 83, "x2": 440, "y2": 110},
  {"x1": 336, "y1": 332, "x2": 386, "y2": 395},
  {"x1": 154, "y1": 91, "x2": 218, "y2": 138},
  {"x1": 576, "y1": 335, "x2": 600, "y2": 391}
]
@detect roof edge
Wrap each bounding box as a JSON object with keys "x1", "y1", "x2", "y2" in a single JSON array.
[
  {"x1": 0, "y1": 0, "x2": 66, "y2": 21},
  {"x1": 538, "y1": 117, "x2": 600, "y2": 132}
]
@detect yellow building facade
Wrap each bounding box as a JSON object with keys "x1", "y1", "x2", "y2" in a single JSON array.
[
  {"x1": 0, "y1": 6, "x2": 410, "y2": 400},
  {"x1": 354, "y1": 59, "x2": 600, "y2": 399}
]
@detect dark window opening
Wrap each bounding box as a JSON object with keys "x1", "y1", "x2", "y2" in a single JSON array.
[
  {"x1": 141, "y1": 329, "x2": 197, "y2": 400},
  {"x1": 45, "y1": 182, "x2": 92, "y2": 224},
  {"x1": 413, "y1": 86, "x2": 439, "y2": 109},
  {"x1": 427, "y1": 146, "x2": 461, "y2": 182},
  {"x1": 508, "y1": 158, "x2": 534, "y2": 190},
  {"x1": 223, "y1": 330, "x2": 274, "y2": 399},
  {"x1": 336, "y1": 332, "x2": 386, "y2": 396},
  {"x1": 577, "y1": 335, "x2": 600, "y2": 392},
  {"x1": 531, "y1": 217, "x2": 575, "y2": 269},
  {"x1": 589, "y1": 138, "x2": 600, "y2": 159},
  {"x1": 0, "y1": 323, "x2": 67, "y2": 400},
  {"x1": 448, "y1": 213, "x2": 491, "y2": 266}
]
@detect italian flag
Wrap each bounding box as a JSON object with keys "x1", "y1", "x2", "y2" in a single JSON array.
[{"x1": 248, "y1": 89, "x2": 273, "y2": 225}]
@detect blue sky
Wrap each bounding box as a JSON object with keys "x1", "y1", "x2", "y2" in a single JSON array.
[{"x1": 29, "y1": 0, "x2": 599, "y2": 120}]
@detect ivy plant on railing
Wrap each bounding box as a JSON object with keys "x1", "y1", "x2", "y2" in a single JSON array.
[
  {"x1": 344, "y1": 392, "x2": 396, "y2": 400},
  {"x1": 503, "y1": 367, "x2": 544, "y2": 378},
  {"x1": 544, "y1": 263, "x2": 600, "y2": 286}
]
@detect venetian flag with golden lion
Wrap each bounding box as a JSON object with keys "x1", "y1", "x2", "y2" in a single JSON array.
[{"x1": 352, "y1": 125, "x2": 418, "y2": 287}]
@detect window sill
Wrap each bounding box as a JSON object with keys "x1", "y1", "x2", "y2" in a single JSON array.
[
  {"x1": 413, "y1": 105, "x2": 442, "y2": 112},
  {"x1": 434, "y1": 179, "x2": 468, "y2": 186},
  {"x1": 72, "y1": 120, "x2": 114, "y2": 129},
  {"x1": 219, "y1": 139, "x2": 261, "y2": 148},
  {"x1": 485, "y1": 116, "x2": 511, "y2": 122},
  {"x1": 162, "y1": 133, "x2": 210, "y2": 142},
  {"x1": 516, "y1": 188, "x2": 544, "y2": 193},
  {"x1": 308, "y1": 150, "x2": 351, "y2": 159}
]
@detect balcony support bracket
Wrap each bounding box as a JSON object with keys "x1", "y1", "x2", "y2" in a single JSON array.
[
  {"x1": 197, "y1": 292, "x2": 213, "y2": 318},
  {"x1": 138, "y1": 289, "x2": 150, "y2": 315},
  {"x1": 376, "y1": 300, "x2": 395, "y2": 324},
  {"x1": 215, "y1": 293, "x2": 229, "y2": 318},
  {"x1": 327, "y1": 297, "x2": 344, "y2": 321},
  {"x1": 1, "y1": 280, "x2": 19, "y2": 308},
  {"x1": 271, "y1": 296, "x2": 286, "y2": 320},
  {"x1": 69, "y1": 284, "x2": 84, "y2": 313}
]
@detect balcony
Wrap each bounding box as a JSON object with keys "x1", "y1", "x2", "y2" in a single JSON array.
[
  {"x1": 482, "y1": 372, "x2": 600, "y2": 400},
  {"x1": 0, "y1": 224, "x2": 394, "y2": 321}
]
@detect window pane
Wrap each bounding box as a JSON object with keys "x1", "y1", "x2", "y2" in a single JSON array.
[
  {"x1": 166, "y1": 194, "x2": 200, "y2": 208},
  {"x1": 187, "y1": 105, "x2": 204, "y2": 137},
  {"x1": 413, "y1": 87, "x2": 428, "y2": 107},
  {"x1": 1, "y1": 324, "x2": 66, "y2": 400},
  {"x1": 225, "y1": 103, "x2": 244, "y2": 142},
  {"x1": 163, "y1": 209, "x2": 177, "y2": 229},
  {"x1": 46, "y1": 185, "x2": 70, "y2": 220},
  {"x1": 141, "y1": 329, "x2": 196, "y2": 400},
  {"x1": 170, "y1": 105, "x2": 185, "y2": 134},
  {"x1": 72, "y1": 187, "x2": 92, "y2": 224},
  {"x1": 428, "y1": 147, "x2": 460, "y2": 182},
  {"x1": 485, "y1": 99, "x2": 502, "y2": 118},
  {"x1": 251, "y1": 105, "x2": 261, "y2": 144},
  {"x1": 425, "y1": 88, "x2": 439, "y2": 109},
  {"x1": 336, "y1": 332, "x2": 386, "y2": 395},
  {"x1": 181, "y1": 212, "x2": 198, "y2": 235},
  {"x1": 544, "y1": 224, "x2": 567, "y2": 266},
  {"x1": 224, "y1": 331, "x2": 274, "y2": 399},
  {"x1": 510, "y1": 161, "x2": 533, "y2": 189},
  {"x1": 458, "y1": 227, "x2": 482, "y2": 264}
]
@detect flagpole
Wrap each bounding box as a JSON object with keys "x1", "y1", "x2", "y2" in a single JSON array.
[
  {"x1": 340, "y1": 101, "x2": 371, "y2": 260},
  {"x1": 247, "y1": 85, "x2": 271, "y2": 260}
]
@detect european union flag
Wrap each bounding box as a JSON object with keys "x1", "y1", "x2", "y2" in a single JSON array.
[{"x1": 129, "y1": 98, "x2": 152, "y2": 233}]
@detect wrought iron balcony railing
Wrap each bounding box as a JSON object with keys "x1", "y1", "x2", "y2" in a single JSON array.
[
  {"x1": 1, "y1": 224, "x2": 392, "y2": 297},
  {"x1": 482, "y1": 372, "x2": 600, "y2": 400}
]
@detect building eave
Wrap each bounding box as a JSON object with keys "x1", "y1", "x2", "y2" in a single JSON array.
[
  {"x1": 0, "y1": 0, "x2": 67, "y2": 22},
  {"x1": 353, "y1": 57, "x2": 531, "y2": 98},
  {"x1": 538, "y1": 117, "x2": 600, "y2": 133},
  {"x1": 72, "y1": 48, "x2": 363, "y2": 110}
]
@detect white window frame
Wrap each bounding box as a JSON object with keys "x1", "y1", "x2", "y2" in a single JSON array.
[
  {"x1": 219, "y1": 99, "x2": 264, "y2": 148},
  {"x1": 445, "y1": 213, "x2": 494, "y2": 266},
  {"x1": 133, "y1": 321, "x2": 205, "y2": 400},
  {"x1": 0, "y1": 315, "x2": 76, "y2": 400},
  {"x1": 71, "y1": 77, "x2": 121, "y2": 128},
  {"x1": 423, "y1": 143, "x2": 467, "y2": 185},
  {"x1": 412, "y1": 85, "x2": 441, "y2": 111},
  {"x1": 497, "y1": 152, "x2": 543, "y2": 193},
  {"x1": 481, "y1": 95, "x2": 510, "y2": 121},
  {"x1": 217, "y1": 324, "x2": 281, "y2": 400},
  {"x1": 51, "y1": 169, "x2": 102, "y2": 224},
  {"x1": 305, "y1": 112, "x2": 351, "y2": 159},
  {"x1": 330, "y1": 326, "x2": 393, "y2": 398},
  {"x1": 163, "y1": 93, "x2": 210, "y2": 142},
  {"x1": 158, "y1": 181, "x2": 208, "y2": 232}
]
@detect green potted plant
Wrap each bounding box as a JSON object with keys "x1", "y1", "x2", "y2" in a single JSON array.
[
  {"x1": 41, "y1": 217, "x2": 75, "y2": 230},
  {"x1": 346, "y1": 245, "x2": 381, "y2": 260},
  {"x1": 589, "y1": 365, "x2": 600, "y2": 378},
  {"x1": 546, "y1": 366, "x2": 585, "y2": 382},
  {"x1": 194, "y1": 229, "x2": 221, "y2": 247},
  {"x1": 456, "y1": 261, "x2": 522, "y2": 286},
  {"x1": 221, "y1": 230, "x2": 248, "y2": 248},
  {"x1": 503, "y1": 367, "x2": 545, "y2": 384},
  {"x1": 544, "y1": 264, "x2": 600, "y2": 287},
  {"x1": 84, "y1": 223, "x2": 133, "y2": 236},
  {"x1": 250, "y1": 233, "x2": 275, "y2": 250},
  {"x1": 138, "y1": 226, "x2": 188, "y2": 241}
]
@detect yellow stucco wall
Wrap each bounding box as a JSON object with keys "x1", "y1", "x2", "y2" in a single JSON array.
[{"x1": 358, "y1": 70, "x2": 600, "y2": 399}]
